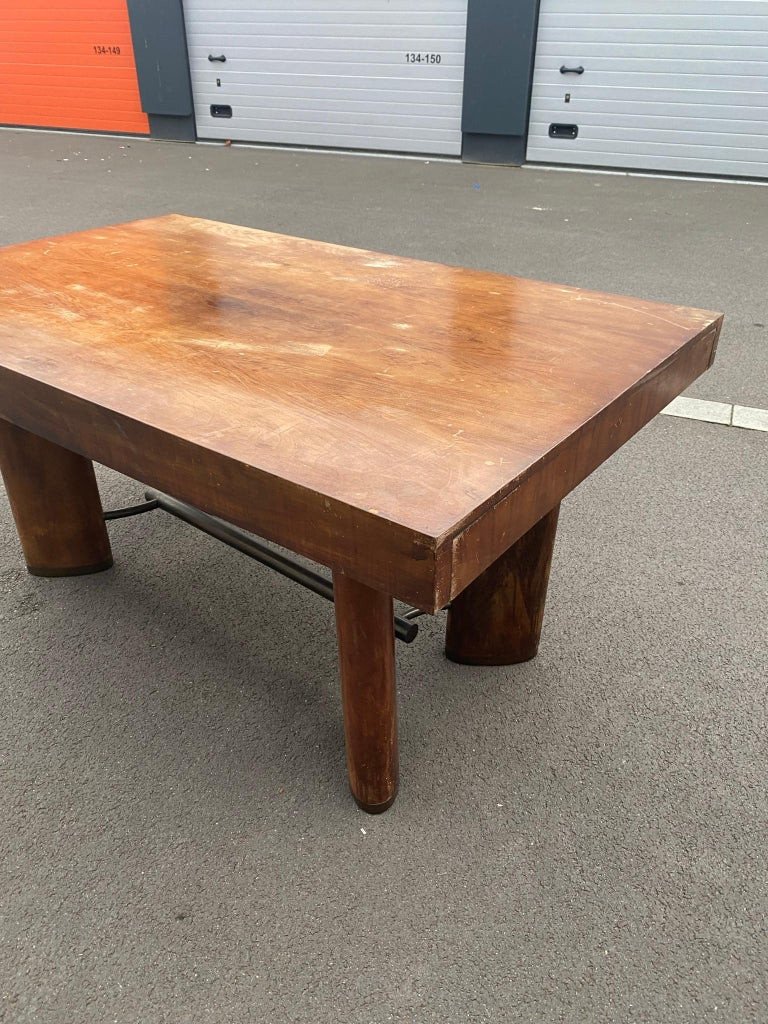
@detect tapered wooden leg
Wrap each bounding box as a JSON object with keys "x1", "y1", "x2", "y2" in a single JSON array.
[
  {"x1": 333, "y1": 572, "x2": 398, "y2": 813},
  {"x1": 0, "y1": 420, "x2": 112, "y2": 577},
  {"x1": 445, "y1": 505, "x2": 560, "y2": 666}
]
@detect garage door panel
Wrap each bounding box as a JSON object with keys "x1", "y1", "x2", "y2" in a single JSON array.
[
  {"x1": 191, "y1": 75, "x2": 463, "y2": 100},
  {"x1": 530, "y1": 111, "x2": 768, "y2": 135},
  {"x1": 191, "y1": 82, "x2": 460, "y2": 107},
  {"x1": 193, "y1": 105, "x2": 461, "y2": 130},
  {"x1": 188, "y1": 49, "x2": 465, "y2": 68},
  {"x1": 533, "y1": 61, "x2": 767, "y2": 87},
  {"x1": 527, "y1": 149, "x2": 768, "y2": 177},
  {"x1": 535, "y1": 43, "x2": 767, "y2": 61},
  {"x1": 187, "y1": 16, "x2": 464, "y2": 31},
  {"x1": 184, "y1": 28, "x2": 466, "y2": 52},
  {"x1": 0, "y1": 0, "x2": 148, "y2": 134},
  {"x1": 2, "y1": 88, "x2": 152, "y2": 111},
  {"x1": 528, "y1": 1, "x2": 768, "y2": 178},
  {"x1": 537, "y1": 0, "x2": 768, "y2": 15},
  {"x1": 185, "y1": 26, "x2": 467, "y2": 43},
  {"x1": 185, "y1": 35, "x2": 466, "y2": 52},
  {"x1": 195, "y1": 124, "x2": 462, "y2": 155},
  {"x1": 538, "y1": 28, "x2": 768, "y2": 45},
  {"x1": 528, "y1": 132, "x2": 768, "y2": 163},
  {"x1": 529, "y1": 122, "x2": 768, "y2": 152},
  {"x1": 531, "y1": 84, "x2": 768, "y2": 111},
  {"x1": 185, "y1": 0, "x2": 464, "y2": 12},
  {"x1": 539, "y1": 13, "x2": 768, "y2": 31},
  {"x1": 189, "y1": 59, "x2": 464, "y2": 79},
  {"x1": 195, "y1": 114, "x2": 461, "y2": 138},
  {"x1": 184, "y1": 0, "x2": 466, "y2": 155},
  {"x1": 532, "y1": 71, "x2": 768, "y2": 94},
  {"x1": 192, "y1": 93, "x2": 460, "y2": 119},
  {"x1": 189, "y1": 72, "x2": 464, "y2": 100}
]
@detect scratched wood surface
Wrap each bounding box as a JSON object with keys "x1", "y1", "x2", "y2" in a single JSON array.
[{"x1": 0, "y1": 215, "x2": 722, "y2": 609}]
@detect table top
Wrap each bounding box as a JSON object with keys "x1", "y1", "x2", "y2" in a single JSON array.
[{"x1": 0, "y1": 215, "x2": 721, "y2": 609}]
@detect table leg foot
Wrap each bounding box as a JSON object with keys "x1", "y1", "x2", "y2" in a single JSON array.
[
  {"x1": 352, "y1": 793, "x2": 398, "y2": 815},
  {"x1": 445, "y1": 504, "x2": 560, "y2": 666},
  {"x1": 333, "y1": 571, "x2": 398, "y2": 813},
  {"x1": 0, "y1": 420, "x2": 113, "y2": 577}
]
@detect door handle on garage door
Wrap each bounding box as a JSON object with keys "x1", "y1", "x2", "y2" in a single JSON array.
[
  {"x1": 560, "y1": 65, "x2": 584, "y2": 74},
  {"x1": 208, "y1": 54, "x2": 227, "y2": 62}
]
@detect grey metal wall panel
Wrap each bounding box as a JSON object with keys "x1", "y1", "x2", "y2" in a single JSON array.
[
  {"x1": 462, "y1": 0, "x2": 540, "y2": 137},
  {"x1": 127, "y1": 0, "x2": 193, "y2": 117},
  {"x1": 526, "y1": 0, "x2": 768, "y2": 178},
  {"x1": 183, "y1": 0, "x2": 468, "y2": 156}
]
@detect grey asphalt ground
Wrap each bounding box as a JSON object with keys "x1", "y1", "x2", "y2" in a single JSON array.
[{"x1": 0, "y1": 129, "x2": 766, "y2": 1024}]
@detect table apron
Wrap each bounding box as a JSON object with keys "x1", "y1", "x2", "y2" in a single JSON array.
[{"x1": 0, "y1": 369, "x2": 441, "y2": 610}]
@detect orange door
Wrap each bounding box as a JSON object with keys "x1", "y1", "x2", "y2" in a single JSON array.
[{"x1": 0, "y1": 0, "x2": 149, "y2": 134}]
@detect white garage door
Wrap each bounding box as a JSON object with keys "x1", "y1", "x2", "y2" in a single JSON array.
[
  {"x1": 527, "y1": 0, "x2": 768, "y2": 178},
  {"x1": 183, "y1": 0, "x2": 468, "y2": 156}
]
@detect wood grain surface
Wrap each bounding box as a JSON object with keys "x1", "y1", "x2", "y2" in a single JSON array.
[
  {"x1": 0, "y1": 215, "x2": 722, "y2": 609},
  {"x1": 333, "y1": 572, "x2": 398, "y2": 812},
  {"x1": 0, "y1": 419, "x2": 112, "y2": 576},
  {"x1": 445, "y1": 505, "x2": 560, "y2": 666}
]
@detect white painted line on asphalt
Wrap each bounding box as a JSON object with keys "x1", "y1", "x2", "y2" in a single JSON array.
[
  {"x1": 661, "y1": 396, "x2": 733, "y2": 425},
  {"x1": 732, "y1": 406, "x2": 768, "y2": 433},
  {"x1": 660, "y1": 398, "x2": 768, "y2": 433}
]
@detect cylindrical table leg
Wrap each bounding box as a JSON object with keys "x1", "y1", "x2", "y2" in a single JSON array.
[
  {"x1": 333, "y1": 571, "x2": 398, "y2": 813},
  {"x1": 445, "y1": 504, "x2": 560, "y2": 666},
  {"x1": 0, "y1": 420, "x2": 113, "y2": 577}
]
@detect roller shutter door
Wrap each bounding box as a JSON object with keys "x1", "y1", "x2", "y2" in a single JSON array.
[
  {"x1": 527, "y1": 0, "x2": 768, "y2": 178},
  {"x1": 183, "y1": 0, "x2": 468, "y2": 156},
  {"x1": 0, "y1": 0, "x2": 148, "y2": 135}
]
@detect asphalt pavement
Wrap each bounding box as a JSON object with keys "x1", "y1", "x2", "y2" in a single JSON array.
[{"x1": 0, "y1": 129, "x2": 766, "y2": 1024}]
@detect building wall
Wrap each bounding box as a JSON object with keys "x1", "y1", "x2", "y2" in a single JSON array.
[
  {"x1": 8, "y1": 0, "x2": 761, "y2": 180},
  {"x1": 462, "y1": 0, "x2": 541, "y2": 164}
]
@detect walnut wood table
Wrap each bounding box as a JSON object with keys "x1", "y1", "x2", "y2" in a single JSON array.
[{"x1": 0, "y1": 215, "x2": 722, "y2": 812}]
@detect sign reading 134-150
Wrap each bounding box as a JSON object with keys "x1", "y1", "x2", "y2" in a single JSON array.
[{"x1": 405, "y1": 52, "x2": 442, "y2": 64}]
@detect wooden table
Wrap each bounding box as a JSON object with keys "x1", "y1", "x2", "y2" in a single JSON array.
[{"x1": 0, "y1": 215, "x2": 722, "y2": 812}]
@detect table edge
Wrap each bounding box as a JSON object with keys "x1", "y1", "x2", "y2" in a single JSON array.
[
  {"x1": 0, "y1": 367, "x2": 442, "y2": 609},
  {"x1": 434, "y1": 316, "x2": 723, "y2": 608}
]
